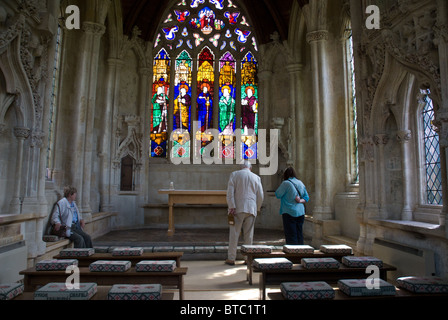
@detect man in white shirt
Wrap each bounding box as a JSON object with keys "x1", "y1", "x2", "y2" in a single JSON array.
[{"x1": 226, "y1": 161, "x2": 264, "y2": 265}]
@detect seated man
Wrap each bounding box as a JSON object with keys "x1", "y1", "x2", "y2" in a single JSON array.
[{"x1": 51, "y1": 185, "x2": 93, "y2": 248}]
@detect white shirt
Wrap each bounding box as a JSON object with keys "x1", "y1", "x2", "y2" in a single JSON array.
[{"x1": 226, "y1": 168, "x2": 264, "y2": 216}]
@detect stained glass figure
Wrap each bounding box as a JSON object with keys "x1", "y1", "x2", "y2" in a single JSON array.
[
  {"x1": 151, "y1": 49, "x2": 170, "y2": 158},
  {"x1": 241, "y1": 52, "x2": 258, "y2": 159}
]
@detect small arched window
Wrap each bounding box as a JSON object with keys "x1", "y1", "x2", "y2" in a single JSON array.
[{"x1": 421, "y1": 89, "x2": 442, "y2": 205}]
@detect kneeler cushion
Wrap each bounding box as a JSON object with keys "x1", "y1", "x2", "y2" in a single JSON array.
[
  {"x1": 34, "y1": 283, "x2": 97, "y2": 300},
  {"x1": 396, "y1": 276, "x2": 448, "y2": 294},
  {"x1": 342, "y1": 256, "x2": 383, "y2": 268},
  {"x1": 112, "y1": 247, "x2": 144, "y2": 256},
  {"x1": 253, "y1": 258, "x2": 293, "y2": 270},
  {"x1": 283, "y1": 245, "x2": 314, "y2": 254},
  {"x1": 89, "y1": 260, "x2": 131, "y2": 272},
  {"x1": 59, "y1": 248, "x2": 95, "y2": 257},
  {"x1": 0, "y1": 283, "x2": 24, "y2": 300},
  {"x1": 319, "y1": 244, "x2": 353, "y2": 254},
  {"x1": 136, "y1": 260, "x2": 177, "y2": 272},
  {"x1": 241, "y1": 245, "x2": 273, "y2": 254},
  {"x1": 281, "y1": 282, "x2": 335, "y2": 300},
  {"x1": 338, "y1": 279, "x2": 396, "y2": 296},
  {"x1": 108, "y1": 284, "x2": 162, "y2": 300},
  {"x1": 301, "y1": 257, "x2": 340, "y2": 269},
  {"x1": 36, "y1": 259, "x2": 78, "y2": 271}
]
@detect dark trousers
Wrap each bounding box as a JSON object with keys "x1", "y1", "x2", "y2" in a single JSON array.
[
  {"x1": 282, "y1": 214, "x2": 305, "y2": 245},
  {"x1": 69, "y1": 223, "x2": 93, "y2": 248}
]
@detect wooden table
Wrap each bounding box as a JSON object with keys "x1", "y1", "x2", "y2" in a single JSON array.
[
  {"x1": 255, "y1": 263, "x2": 397, "y2": 300},
  {"x1": 243, "y1": 250, "x2": 353, "y2": 285},
  {"x1": 158, "y1": 189, "x2": 227, "y2": 235},
  {"x1": 19, "y1": 267, "x2": 188, "y2": 300},
  {"x1": 53, "y1": 252, "x2": 184, "y2": 267}
]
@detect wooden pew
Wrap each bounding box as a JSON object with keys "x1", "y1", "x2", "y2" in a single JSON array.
[
  {"x1": 268, "y1": 287, "x2": 448, "y2": 301},
  {"x1": 13, "y1": 286, "x2": 175, "y2": 300},
  {"x1": 19, "y1": 266, "x2": 188, "y2": 300},
  {"x1": 53, "y1": 251, "x2": 183, "y2": 267},
  {"x1": 255, "y1": 263, "x2": 396, "y2": 300},
  {"x1": 243, "y1": 250, "x2": 352, "y2": 285}
]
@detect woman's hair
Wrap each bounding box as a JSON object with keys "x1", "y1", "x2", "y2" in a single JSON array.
[
  {"x1": 63, "y1": 185, "x2": 77, "y2": 198},
  {"x1": 283, "y1": 167, "x2": 297, "y2": 180}
]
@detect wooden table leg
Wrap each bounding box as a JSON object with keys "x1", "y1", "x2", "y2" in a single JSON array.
[{"x1": 167, "y1": 202, "x2": 174, "y2": 236}]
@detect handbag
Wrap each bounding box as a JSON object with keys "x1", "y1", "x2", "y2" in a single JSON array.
[{"x1": 50, "y1": 203, "x2": 68, "y2": 238}]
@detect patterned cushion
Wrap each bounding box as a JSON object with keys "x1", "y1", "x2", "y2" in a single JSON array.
[
  {"x1": 89, "y1": 260, "x2": 131, "y2": 272},
  {"x1": 108, "y1": 284, "x2": 162, "y2": 300},
  {"x1": 396, "y1": 276, "x2": 448, "y2": 294},
  {"x1": 283, "y1": 245, "x2": 314, "y2": 254},
  {"x1": 0, "y1": 283, "x2": 24, "y2": 300},
  {"x1": 34, "y1": 283, "x2": 97, "y2": 300},
  {"x1": 241, "y1": 245, "x2": 273, "y2": 254},
  {"x1": 319, "y1": 244, "x2": 353, "y2": 254},
  {"x1": 59, "y1": 248, "x2": 95, "y2": 257},
  {"x1": 338, "y1": 279, "x2": 396, "y2": 297},
  {"x1": 253, "y1": 258, "x2": 293, "y2": 270},
  {"x1": 281, "y1": 282, "x2": 335, "y2": 300},
  {"x1": 342, "y1": 256, "x2": 383, "y2": 268},
  {"x1": 36, "y1": 259, "x2": 78, "y2": 271},
  {"x1": 301, "y1": 258, "x2": 340, "y2": 269},
  {"x1": 111, "y1": 247, "x2": 144, "y2": 256},
  {"x1": 42, "y1": 235, "x2": 61, "y2": 242},
  {"x1": 136, "y1": 260, "x2": 177, "y2": 272}
]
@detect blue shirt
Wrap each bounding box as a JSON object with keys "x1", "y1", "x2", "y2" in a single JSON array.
[
  {"x1": 275, "y1": 178, "x2": 309, "y2": 217},
  {"x1": 71, "y1": 202, "x2": 78, "y2": 224}
]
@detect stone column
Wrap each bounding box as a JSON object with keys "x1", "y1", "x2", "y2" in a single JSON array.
[
  {"x1": 306, "y1": 30, "x2": 333, "y2": 220},
  {"x1": 374, "y1": 134, "x2": 389, "y2": 219},
  {"x1": 397, "y1": 130, "x2": 413, "y2": 220},
  {"x1": 286, "y1": 63, "x2": 302, "y2": 171},
  {"x1": 435, "y1": 0, "x2": 448, "y2": 234},
  {"x1": 72, "y1": 21, "x2": 106, "y2": 216},
  {"x1": 99, "y1": 58, "x2": 124, "y2": 212},
  {"x1": 9, "y1": 127, "x2": 30, "y2": 214}
]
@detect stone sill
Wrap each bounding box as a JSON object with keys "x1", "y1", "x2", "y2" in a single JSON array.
[{"x1": 367, "y1": 218, "x2": 446, "y2": 238}]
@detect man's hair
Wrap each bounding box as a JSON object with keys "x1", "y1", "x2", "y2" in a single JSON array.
[
  {"x1": 283, "y1": 167, "x2": 297, "y2": 180},
  {"x1": 63, "y1": 185, "x2": 77, "y2": 198},
  {"x1": 241, "y1": 160, "x2": 252, "y2": 170}
]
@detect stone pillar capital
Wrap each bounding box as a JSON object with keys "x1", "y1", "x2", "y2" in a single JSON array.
[
  {"x1": 373, "y1": 134, "x2": 389, "y2": 145},
  {"x1": 396, "y1": 130, "x2": 412, "y2": 143},
  {"x1": 306, "y1": 30, "x2": 329, "y2": 43},
  {"x1": 82, "y1": 21, "x2": 106, "y2": 36},
  {"x1": 13, "y1": 127, "x2": 30, "y2": 139}
]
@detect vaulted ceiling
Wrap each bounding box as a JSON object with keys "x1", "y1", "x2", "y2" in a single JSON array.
[{"x1": 121, "y1": 0, "x2": 308, "y2": 45}]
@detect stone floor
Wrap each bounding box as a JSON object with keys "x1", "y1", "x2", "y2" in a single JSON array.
[{"x1": 93, "y1": 227, "x2": 286, "y2": 260}]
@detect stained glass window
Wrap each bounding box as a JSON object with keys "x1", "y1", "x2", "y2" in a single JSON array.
[
  {"x1": 421, "y1": 89, "x2": 442, "y2": 205},
  {"x1": 196, "y1": 47, "x2": 215, "y2": 156},
  {"x1": 151, "y1": 0, "x2": 258, "y2": 160},
  {"x1": 151, "y1": 49, "x2": 170, "y2": 158},
  {"x1": 241, "y1": 52, "x2": 258, "y2": 160}
]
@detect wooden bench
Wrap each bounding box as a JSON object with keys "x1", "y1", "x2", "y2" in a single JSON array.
[
  {"x1": 255, "y1": 263, "x2": 397, "y2": 300},
  {"x1": 268, "y1": 287, "x2": 448, "y2": 301},
  {"x1": 53, "y1": 252, "x2": 184, "y2": 267},
  {"x1": 13, "y1": 286, "x2": 174, "y2": 300},
  {"x1": 19, "y1": 266, "x2": 188, "y2": 300},
  {"x1": 243, "y1": 250, "x2": 352, "y2": 285}
]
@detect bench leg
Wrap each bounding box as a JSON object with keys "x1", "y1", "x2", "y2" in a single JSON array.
[{"x1": 259, "y1": 273, "x2": 266, "y2": 300}]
